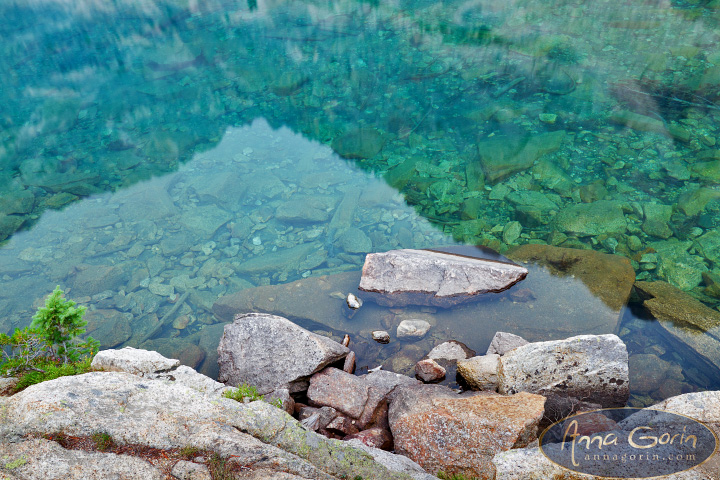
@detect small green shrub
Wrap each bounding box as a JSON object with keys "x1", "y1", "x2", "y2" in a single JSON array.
[
  {"x1": 0, "y1": 287, "x2": 98, "y2": 391},
  {"x1": 179, "y1": 445, "x2": 200, "y2": 459},
  {"x1": 31, "y1": 286, "x2": 99, "y2": 364},
  {"x1": 207, "y1": 453, "x2": 234, "y2": 480},
  {"x1": 91, "y1": 432, "x2": 114, "y2": 451},
  {"x1": 13, "y1": 357, "x2": 93, "y2": 391}
]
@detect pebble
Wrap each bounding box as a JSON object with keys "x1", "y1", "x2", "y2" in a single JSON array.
[
  {"x1": 372, "y1": 331, "x2": 390, "y2": 344},
  {"x1": 346, "y1": 293, "x2": 363, "y2": 310},
  {"x1": 397, "y1": 319, "x2": 431, "y2": 339}
]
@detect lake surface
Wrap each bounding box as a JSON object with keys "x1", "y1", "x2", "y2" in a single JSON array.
[{"x1": 2, "y1": 0, "x2": 720, "y2": 406}]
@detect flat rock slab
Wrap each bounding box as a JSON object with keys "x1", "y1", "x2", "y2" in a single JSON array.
[
  {"x1": 217, "y1": 313, "x2": 349, "y2": 394},
  {"x1": 212, "y1": 270, "x2": 362, "y2": 332},
  {"x1": 359, "y1": 249, "x2": 528, "y2": 308},
  {"x1": 91, "y1": 347, "x2": 180, "y2": 375},
  {"x1": 389, "y1": 384, "x2": 545, "y2": 478},
  {"x1": 497, "y1": 334, "x2": 629, "y2": 418}
]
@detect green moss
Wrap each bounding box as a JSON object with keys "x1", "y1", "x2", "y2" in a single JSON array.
[
  {"x1": 91, "y1": 432, "x2": 114, "y2": 451},
  {"x1": 4, "y1": 457, "x2": 26, "y2": 469}
]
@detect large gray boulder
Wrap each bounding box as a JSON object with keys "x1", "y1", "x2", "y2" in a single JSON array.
[
  {"x1": 217, "y1": 313, "x2": 349, "y2": 394},
  {"x1": 497, "y1": 334, "x2": 629, "y2": 419},
  {"x1": 388, "y1": 384, "x2": 545, "y2": 478},
  {"x1": 0, "y1": 370, "x2": 416, "y2": 480},
  {"x1": 359, "y1": 249, "x2": 527, "y2": 308}
]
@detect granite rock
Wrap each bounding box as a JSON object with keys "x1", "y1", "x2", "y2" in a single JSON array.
[
  {"x1": 497, "y1": 334, "x2": 629, "y2": 419},
  {"x1": 389, "y1": 384, "x2": 545, "y2": 478},
  {"x1": 457, "y1": 354, "x2": 500, "y2": 391},
  {"x1": 217, "y1": 313, "x2": 349, "y2": 394},
  {"x1": 486, "y1": 331, "x2": 529, "y2": 355},
  {"x1": 359, "y1": 249, "x2": 528, "y2": 308}
]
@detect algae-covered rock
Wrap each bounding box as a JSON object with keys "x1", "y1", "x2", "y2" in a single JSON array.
[
  {"x1": 642, "y1": 202, "x2": 673, "y2": 239},
  {"x1": 332, "y1": 127, "x2": 385, "y2": 159},
  {"x1": 506, "y1": 244, "x2": 635, "y2": 312},
  {"x1": 477, "y1": 130, "x2": 566, "y2": 184},
  {"x1": 552, "y1": 200, "x2": 627, "y2": 236},
  {"x1": 651, "y1": 239, "x2": 707, "y2": 290},
  {"x1": 635, "y1": 281, "x2": 720, "y2": 376},
  {"x1": 677, "y1": 187, "x2": 720, "y2": 217}
]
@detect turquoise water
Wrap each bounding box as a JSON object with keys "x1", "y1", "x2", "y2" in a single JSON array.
[{"x1": 2, "y1": 0, "x2": 720, "y2": 405}]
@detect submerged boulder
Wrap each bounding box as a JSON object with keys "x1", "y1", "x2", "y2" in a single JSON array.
[
  {"x1": 506, "y1": 244, "x2": 635, "y2": 314},
  {"x1": 217, "y1": 313, "x2": 349, "y2": 394},
  {"x1": 635, "y1": 281, "x2": 720, "y2": 376},
  {"x1": 359, "y1": 249, "x2": 527, "y2": 308}
]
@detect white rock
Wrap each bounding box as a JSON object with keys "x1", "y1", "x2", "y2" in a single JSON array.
[
  {"x1": 360, "y1": 248, "x2": 528, "y2": 307},
  {"x1": 486, "y1": 331, "x2": 529, "y2": 356},
  {"x1": 397, "y1": 320, "x2": 431, "y2": 339},
  {"x1": 498, "y1": 334, "x2": 629, "y2": 417},
  {"x1": 91, "y1": 347, "x2": 179, "y2": 375},
  {"x1": 457, "y1": 355, "x2": 500, "y2": 390},
  {"x1": 372, "y1": 330, "x2": 390, "y2": 343},
  {"x1": 427, "y1": 341, "x2": 475, "y2": 361}
]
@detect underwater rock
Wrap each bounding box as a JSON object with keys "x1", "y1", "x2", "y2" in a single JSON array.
[
  {"x1": 692, "y1": 160, "x2": 720, "y2": 183},
  {"x1": 531, "y1": 159, "x2": 574, "y2": 197},
  {"x1": 642, "y1": 202, "x2": 673, "y2": 239},
  {"x1": 552, "y1": 200, "x2": 627, "y2": 236},
  {"x1": 426, "y1": 341, "x2": 476, "y2": 362},
  {"x1": 71, "y1": 264, "x2": 131, "y2": 297},
  {"x1": 359, "y1": 249, "x2": 528, "y2": 308},
  {"x1": 457, "y1": 354, "x2": 499, "y2": 391},
  {"x1": 337, "y1": 227, "x2": 373, "y2": 253},
  {"x1": 270, "y1": 71, "x2": 308, "y2": 96},
  {"x1": 476, "y1": 130, "x2": 566, "y2": 184},
  {"x1": 635, "y1": 281, "x2": 720, "y2": 375},
  {"x1": 388, "y1": 384, "x2": 545, "y2": 478},
  {"x1": 678, "y1": 187, "x2": 720, "y2": 217},
  {"x1": 276, "y1": 195, "x2": 337, "y2": 224},
  {"x1": 397, "y1": 319, "x2": 431, "y2": 339},
  {"x1": 217, "y1": 313, "x2": 349, "y2": 394},
  {"x1": 331, "y1": 127, "x2": 385, "y2": 159},
  {"x1": 610, "y1": 110, "x2": 667, "y2": 135},
  {"x1": 497, "y1": 334, "x2": 629, "y2": 418},
  {"x1": 629, "y1": 353, "x2": 684, "y2": 395},
  {"x1": 695, "y1": 230, "x2": 720, "y2": 267},
  {"x1": 651, "y1": 239, "x2": 707, "y2": 291},
  {"x1": 178, "y1": 205, "x2": 232, "y2": 238},
  {"x1": 0, "y1": 214, "x2": 24, "y2": 241},
  {"x1": 84, "y1": 309, "x2": 132, "y2": 349},
  {"x1": 486, "y1": 331, "x2": 529, "y2": 356},
  {"x1": 213, "y1": 270, "x2": 362, "y2": 332},
  {"x1": 506, "y1": 190, "x2": 559, "y2": 226},
  {"x1": 234, "y1": 242, "x2": 320, "y2": 275},
  {"x1": 506, "y1": 244, "x2": 635, "y2": 313}
]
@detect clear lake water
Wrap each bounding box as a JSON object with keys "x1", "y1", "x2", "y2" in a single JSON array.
[{"x1": 2, "y1": 0, "x2": 720, "y2": 405}]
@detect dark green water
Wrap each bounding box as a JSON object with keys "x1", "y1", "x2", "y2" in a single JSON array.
[{"x1": 2, "y1": 0, "x2": 720, "y2": 405}]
